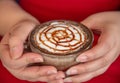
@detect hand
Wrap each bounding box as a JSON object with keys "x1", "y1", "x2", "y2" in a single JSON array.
[
  {"x1": 64, "y1": 12, "x2": 120, "y2": 83},
  {"x1": 0, "y1": 20, "x2": 65, "y2": 82}
]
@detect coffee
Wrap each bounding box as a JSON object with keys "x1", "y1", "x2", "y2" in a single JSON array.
[{"x1": 29, "y1": 20, "x2": 93, "y2": 70}]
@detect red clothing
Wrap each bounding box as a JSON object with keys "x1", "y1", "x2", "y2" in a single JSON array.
[
  {"x1": 20, "y1": 0, "x2": 120, "y2": 22},
  {"x1": 0, "y1": 0, "x2": 120, "y2": 83}
]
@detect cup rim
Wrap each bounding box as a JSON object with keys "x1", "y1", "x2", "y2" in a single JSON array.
[{"x1": 29, "y1": 20, "x2": 94, "y2": 57}]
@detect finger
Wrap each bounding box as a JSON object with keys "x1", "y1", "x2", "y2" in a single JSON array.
[
  {"x1": 0, "y1": 44, "x2": 43, "y2": 69},
  {"x1": 0, "y1": 43, "x2": 12, "y2": 68},
  {"x1": 26, "y1": 76, "x2": 48, "y2": 82},
  {"x1": 9, "y1": 36, "x2": 24, "y2": 59},
  {"x1": 0, "y1": 31, "x2": 44, "y2": 69},
  {"x1": 0, "y1": 36, "x2": 43, "y2": 69},
  {"x1": 17, "y1": 66, "x2": 57, "y2": 82},
  {"x1": 0, "y1": 33, "x2": 11, "y2": 59},
  {"x1": 38, "y1": 71, "x2": 65, "y2": 82},
  {"x1": 66, "y1": 47, "x2": 117, "y2": 76},
  {"x1": 47, "y1": 71, "x2": 65, "y2": 81},
  {"x1": 0, "y1": 33, "x2": 10, "y2": 45},
  {"x1": 76, "y1": 33, "x2": 113, "y2": 62},
  {"x1": 8, "y1": 21, "x2": 37, "y2": 59},
  {"x1": 13, "y1": 52, "x2": 44, "y2": 68},
  {"x1": 64, "y1": 65, "x2": 109, "y2": 83},
  {"x1": 48, "y1": 79, "x2": 64, "y2": 83}
]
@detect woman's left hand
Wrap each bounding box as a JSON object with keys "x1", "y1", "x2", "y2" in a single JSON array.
[{"x1": 63, "y1": 11, "x2": 120, "y2": 83}]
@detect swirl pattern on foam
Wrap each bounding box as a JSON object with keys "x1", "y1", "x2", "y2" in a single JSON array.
[{"x1": 34, "y1": 21, "x2": 88, "y2": 55}]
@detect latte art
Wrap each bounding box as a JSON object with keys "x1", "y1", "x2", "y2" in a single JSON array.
[
  {"x1": 32, "y1": 20, "x2": 90, "y2": 55},
  {"x1": 29, "y1": 20, "x2": 93, "y2": 70}
]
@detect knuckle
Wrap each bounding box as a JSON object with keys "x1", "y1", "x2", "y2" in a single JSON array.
[{"x1": 87, "y1": 51, "x2": 96, "y2": 60}]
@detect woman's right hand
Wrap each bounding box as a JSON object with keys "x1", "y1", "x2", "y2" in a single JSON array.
[{"x1": 0, "y1": 20, "x2": 65, "y2": 83}]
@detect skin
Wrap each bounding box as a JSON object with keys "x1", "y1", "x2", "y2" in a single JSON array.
[
  {"x1": 0, "y1": 0, "x2": 65, "y2": 82},
  {"x1": 63, "y1": 12, "x2": 120, "y2": 83},
  {"x1": 0, "y1": 0, "x2": 120, "y2": 83}
]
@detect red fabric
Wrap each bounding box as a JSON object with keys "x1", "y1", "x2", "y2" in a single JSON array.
[
  {"x1": 20, "y1": 0, "x2": 120, "y2": 22},
  {"x1": 0, "y1": 0, "x2": 120, "y2": 83},
  {"x1": 0, "y1": 35, "x2": 120, "y2": 83}
]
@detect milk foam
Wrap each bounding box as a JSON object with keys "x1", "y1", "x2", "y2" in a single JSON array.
[{"x1": 35, "y1": 21, "x2": 86, "y2": 54}]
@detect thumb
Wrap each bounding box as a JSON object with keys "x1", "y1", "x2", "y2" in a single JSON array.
[
  {"x1": 81, "y1": 14, "x2": 104, "y2": 30},
  {"x1": 9, "y1": 21, "x2": 38, "y2": 59},
  {"x1": 77, "y1": 14, "x2": 110, "y2": 62}
]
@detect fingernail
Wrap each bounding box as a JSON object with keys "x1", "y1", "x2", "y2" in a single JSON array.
[
  {"x1": 64, "y1": 78, "x2": 72, "y2": 82},
  {"x1": 47, "y1": 70, "x2": 57, "y2": 75},
  {"x1": 76, "y1": 55, "x2": 88, "y2": 62},
  {"x1": 34, "y1": 58, "x2": 43, "y2": 62},
  {"x1": 66, "y1": 69, "x2": 78, "y2": 75}
]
